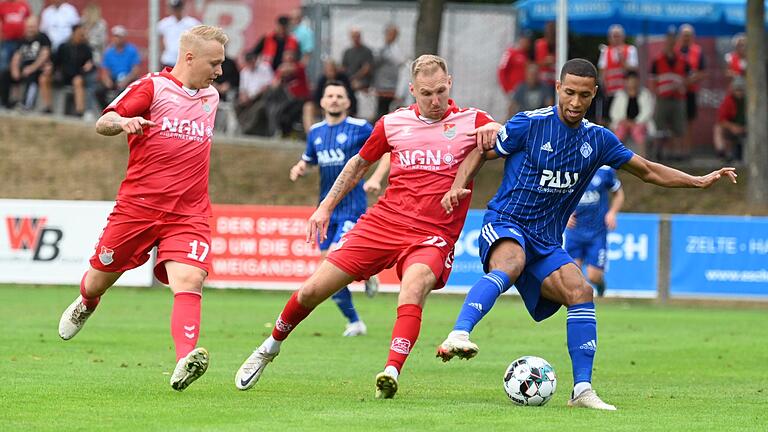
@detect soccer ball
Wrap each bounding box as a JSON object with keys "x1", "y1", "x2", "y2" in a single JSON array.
[{"x1": 502, "y1": 356, "x2": 557, "y2": 406}]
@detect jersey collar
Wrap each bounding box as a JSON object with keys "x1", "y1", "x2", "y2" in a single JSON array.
[
  {"x1": 412, "y1": 99, "x2": 458, "y2": 121},
  {"x1": 161, "y1": 67, "x2": 184, "y2": 88}
]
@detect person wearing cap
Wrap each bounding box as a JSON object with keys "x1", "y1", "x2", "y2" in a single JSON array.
[
  {"x1": 157, "y1": 0, "x2": 200, "y2": 68},
  {"x1": 95, "y1": 25, "x2": 141, "y2": 108},
  {"x1": 249, "y1": 15, "x2": 299, "y2": 72},
  {"x1": 714, "y1": 77, "x2": 746, "y2": 162}
]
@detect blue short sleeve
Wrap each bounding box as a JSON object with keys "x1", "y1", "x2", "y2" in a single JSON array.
[
  {"x1": 302, "y1": 130, "x2": 318, "y2": 164},
  {"x1": 600, "y1": 130, "x2": 634, "y2": 169},
  {"x1": 495, "y1": 112, "x2": 531, "y2": 157}
]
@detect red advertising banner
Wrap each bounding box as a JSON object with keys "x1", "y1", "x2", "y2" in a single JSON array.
[{"x1": 208, "y1": 204, "x2": 400, "y2": 289}]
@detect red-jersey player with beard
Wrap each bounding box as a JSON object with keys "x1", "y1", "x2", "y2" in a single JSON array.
[
  {"x1": 235, "y1": 54, "x2": 501, "y2": 399},
  {"x1": 58, "y1": 25, "x2": 227, "y2": 392}
]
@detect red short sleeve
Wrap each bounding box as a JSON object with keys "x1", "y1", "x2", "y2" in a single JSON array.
[
  {"x1": 358, "y1": 117, "x2": 390, "y2": 162},
  {"x1": 474, "y1": 109, "x2": 495, "y2": 128},
  {"x1": 103, "y1": 78, "x2": 154, "y2": 118}
]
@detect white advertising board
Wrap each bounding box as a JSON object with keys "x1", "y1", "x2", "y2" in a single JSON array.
[{"x1": 0, "y1": 199, "x2": 154, "y2": 287}]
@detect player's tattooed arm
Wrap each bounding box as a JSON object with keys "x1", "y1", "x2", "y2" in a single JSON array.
[
  {"x1": 321, "y1": 155, "x2": 373, "y2": 210},
  {"x1": 96, "y1": 111, "x2": 157, "y2": 136},
  {"x1": 621, "y1": 154, "x2": 737, "y2": 188}
]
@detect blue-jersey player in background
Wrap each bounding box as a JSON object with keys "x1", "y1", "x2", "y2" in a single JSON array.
[
  {"x1": 435, "y1": 59, "x2": 737, "y2": 410},
  {"x1": 565, "y1": 166, "x2": 624, "y2": 297},
  {"x1": 289, "y1": 81, "x2": 390, "y2": 337}
]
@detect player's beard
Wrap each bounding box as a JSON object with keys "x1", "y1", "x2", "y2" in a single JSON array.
[{"x1": 327, "y1": 109, "x2": 344, "y2": 118}]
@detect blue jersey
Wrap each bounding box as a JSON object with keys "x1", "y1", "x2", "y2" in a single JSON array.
[
  {"x1": 568, "y1": 166, "x2": 621, "y2": 239},
  {"x1": 488, "y1": 106, "x2": 633, "y2": 246},
  {"x1": 303, "y1": 117, "x2": 374, "y2": 222}
]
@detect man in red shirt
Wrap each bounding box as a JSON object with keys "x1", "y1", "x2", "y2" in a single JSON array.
[
  {"x1": 57, "y1": 25, "x2": 228, "y2": 392},
  {"x1": 649, "y1": 29, "x2": 689, "y2": 159},
  {"x1": 235, "y1": 54, "x2": 499, "y2": 399},
  {"x1": 714, "y1": 77, "x2": 746, "y2": 162},
  {"x1": 534, "y1": 22, "x2": 556, "y2": 87},
  {"x1": 0, "y1": 0, "x2": 31, "y2": 106},
  {"x1": 498, "y1": 32, "x2": 532, "y2": 117}
]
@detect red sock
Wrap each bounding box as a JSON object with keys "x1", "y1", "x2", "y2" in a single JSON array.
[
  {"x1": 79, "y1": 272, "x2": 100, "y2": 310},
  {"x1": 171, "y1": 292, "x2": 202, "y2": 361},
  {"x1": 385, "y1": 304, "x2": 423, "y2": 373},
  {"x1": 272, "y1": 291, "x2": 314, "y2": 341}
]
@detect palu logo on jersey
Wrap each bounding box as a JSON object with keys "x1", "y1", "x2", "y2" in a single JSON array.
[
  {"x1": 398, "y1": 149, "x2": 454, "y2": 170},
  {"x1": 539, "y1": 169, "x2": 579, "y2": 191},
  {"x1": 317, "y1": 148, "x2": 346, "y2": 166},
  {"x1": 161, "y1": 117, "x2": 213, "y2": 138}
]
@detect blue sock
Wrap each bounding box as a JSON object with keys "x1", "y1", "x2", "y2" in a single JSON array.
[
  {"x1": 567, "y1": 302, "x2": 597, "y2": 387},
  {"x1": 331, "y1": 287, "x2": 359, "y2": 323},
  {"x1": 453, "y1": 270, "x2": 511, "y2": 332}
]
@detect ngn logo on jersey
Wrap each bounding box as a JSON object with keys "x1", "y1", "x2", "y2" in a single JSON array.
[{"x1": 398, "y1": 149, "x2": 451, "y2": 170}]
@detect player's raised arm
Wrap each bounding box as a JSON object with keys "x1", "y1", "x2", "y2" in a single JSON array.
[
  {"x1": 467, "y1": 121, "x2": 504, "y2": 152},
  {"x1": 620, "y1": 154, "x2": 737, "y2": 188},
  {"x1": 441, "y1": 147, "x2": 500, "y2": 214},
  {"x1": 307, "y1": 154, "x2": 374, "y2": 243},
  {"x1": 95, "y1": 111, "x2": 156, "y2": 136}
]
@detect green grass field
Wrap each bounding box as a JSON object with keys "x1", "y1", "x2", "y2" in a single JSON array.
[{"x1": 2, "y1": 284, "x2": 766, "y2": 431}]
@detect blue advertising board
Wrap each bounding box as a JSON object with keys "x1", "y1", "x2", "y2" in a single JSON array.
[
  {"x1": 670, "y1": 215, "x2": 768, "y2": 298},
  {"x1": 446, "y1": 211, "x2": 659, "y2": 298}
]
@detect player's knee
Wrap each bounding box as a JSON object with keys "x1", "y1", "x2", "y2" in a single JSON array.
[{"x1": 173, "y1": 270, "x2": 206, "y2": 292}]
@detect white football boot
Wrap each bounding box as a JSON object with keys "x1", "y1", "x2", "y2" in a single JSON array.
[
  {"x1": 170, "y1": 347, "x2": 209, "y2": 391},
  {"x1": 58, "y1": 296, "x2": 95, "y2": 340},
  {"x1": 364, "y1": 275, "x2": 380, "y2": 298},
  {"x1": 342, "y1": 320, "x2": 367, "y2": 337},
  {"x1": 567, "y1": 389, "x2": 617, "y2": 411},
  {"x1": 374, "y1": 370, "x2": 399, "y2": 399},
  {"x1": 235, "y1": 346, "x2": 278, "y2": 390},
  {"x1": 436, "y1": 331, "x2": 479, "y2": 362}
]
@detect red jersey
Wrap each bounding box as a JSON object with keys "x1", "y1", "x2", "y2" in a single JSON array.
[
  {"x1": 0, "y1": 1, "x2": 31, "y2": 40},
  {"x1": 104, "y1": 68, "x2": 219, "y2": 216},
  {"x1": 498, "y1": 46, "x2": 528, "y2": 94},
  {"x1": 358, "y1": 100, "x2": 493, "y2": 243}
]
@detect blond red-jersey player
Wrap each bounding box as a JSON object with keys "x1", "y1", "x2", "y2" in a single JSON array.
[
  {"x1": 235, "y1": 54, "x2": 501, "y2": 399},
  {"x1": 58, "y1": 25, "x2": 228, "y2": 392}
]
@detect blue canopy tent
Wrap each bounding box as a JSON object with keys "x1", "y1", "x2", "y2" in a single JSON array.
[{"x1": 516, "y1": 0, "x2": 768, "y2": 36}]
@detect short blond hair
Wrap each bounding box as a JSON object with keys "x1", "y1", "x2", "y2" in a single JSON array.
[
  {"x1": 410, "y1": 54, "x2": 448, "y2": 79},
  {"x1": 180, "y1": 25, "x2": 228, "y2": 51}
]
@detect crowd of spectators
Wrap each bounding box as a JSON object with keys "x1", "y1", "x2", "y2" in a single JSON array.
[{"x1": 498, "y1": 22, "x2": 751, "y2": 162}]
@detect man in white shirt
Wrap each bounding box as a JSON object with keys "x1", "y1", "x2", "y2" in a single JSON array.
[
  {"x1": 236, "y1": 53, "x2": 275, "y2": 136},
  {"x1": 157, "y1": 0, "x2": 200, "y2": 68},
  {"x1": 39, "y1": 0, "x2": 80, "y2": 53}
]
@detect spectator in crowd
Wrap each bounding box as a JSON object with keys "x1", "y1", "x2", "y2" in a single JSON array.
[
  {"x1": 290, "y1": 7, "x2": 314, "y2": 66},
  {"x1": 392, "y1": 57, "x2": 414, "y2": 109},
  {"x1": 498, "y1": 32, "x2": 532, "y2": 116},
  {"x1": 724, "y1": 33, "x2": 746, "y2": 79},
  {"x1": 341, "y1": 28, "x2": 374, "y2": 91},
  {"x1": 597, "y1": 24, "x2": 638, "y2": 123},
  {"x1": 236, "y1": 53, "x2": 274, "y2": 136},
  {"x1": 157, "y1": 0, "x2": 200, "y2": 68},
  {"x1": 304, "y1": 58, "x2": 356, "y2": 132},
  {"x1": 95, "y1": 25, "x2": 140, "y2": 109},
  {"x1": 39, "y1": 0, "x2": 80, "y2": 53},
  {"x1": 509, "y1": 63, "x2": 554, "y2": 115},
  {"x1": 372, "y1": 24, "x2": 404, "y2": 121},
  {"x1": 250, "y1": 15, "x2": 298, "y2": 72},
  {"x1": 714, "y1": 76, "x2": 746, "y2": 162},
  {"x1": 0, "y1": 0, "x2": 31, "y2": 108},
  {"x1": 676, "y1": 24, "x2": 706, "y2": 158},
  {"x1": 269, "y1": 49, "x2": 310, "y2": 137},
  {"x1": 7, "y1": 16, "x2": 50, "y2": 110},
  {"x1": 81, "y1": 2, "x2": 107, "y2": 66},
  {"x1": 45, "y1": 24, "x2": 96, "y2": 117},
  {"x1": 534, "y1": 21, "x2": 556, "y2": 87},
  {"x1": 610, "y1": 71, "x2": 655, "y2": 156},
  {"x1": 213, "y1": 56, "x2": 239, "y2": 102},
  {"x1": 649, "y1": 28, "x2": 689, "y2": 160}
]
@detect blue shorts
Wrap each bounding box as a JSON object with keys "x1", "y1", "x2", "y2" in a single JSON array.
[
  {"x1": 479, "y1": 217, "x2": 573, "y2": 322},
  {"x1": 319, "y1": 218, "x2": 358, "y2": 251},
  {"x1": 564, "y1": 230, "x2": 607, "y2": 270}
]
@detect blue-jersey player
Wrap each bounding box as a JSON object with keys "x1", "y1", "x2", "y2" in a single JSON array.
[
  {"x1": 289, "y1": 81, "x2": 390, "y2": 337},
  {"x1": 564, "y1": 166, "x2": 624, "y2": 297},
  {"x1": 435, "y1": 59, "x2": 737, "y2": 410}
]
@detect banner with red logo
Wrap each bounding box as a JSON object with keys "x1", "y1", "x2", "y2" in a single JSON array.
[
  {"x1": 207, "y1": 205, "x2": 400, "y2": 290},
  {"x1": 0, "y1": 199, "x2": 154, "y2": 286}
]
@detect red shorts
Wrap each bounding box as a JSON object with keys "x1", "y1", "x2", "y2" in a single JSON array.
[
  {"x1": 90, "y1": 200, "x2": 211, "y2": 284},
  {"x1": 325, "y1": 214, "x2": 455, "y2": 289}
]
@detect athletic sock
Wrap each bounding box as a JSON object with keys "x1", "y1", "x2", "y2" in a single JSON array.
[
  {"x1": 261, "y1": 336, "x2": 281, "y2": 355},
  {"x1": 79, "y1": 272, "x2": 100, "y2": 310},
  {"x1": 385, "y1": 304, "x2": 422, "y2": 373},
  {"x1": 171, "y1": 291, "x2": 202, "y2": 361},
  {"x1": 331, "y1": 287, "x2": 360, "y2": 323},
  {"x1": 453, "y1": 270, "x2": 511, "y2": 332},
  {"x1": 567, "y1": 301, "x2": 597, "y2": 392},
  {"x1": 271, "y1": 291, "x2": 314, "y2": 341},
  {"x1": 594, "y1": 280, "x2": 606, "y2": 297}
]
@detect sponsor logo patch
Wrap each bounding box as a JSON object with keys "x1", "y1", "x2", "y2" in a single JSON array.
[{"x1": 98, "y1": 246, "x2": 114, "y2": 265}]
